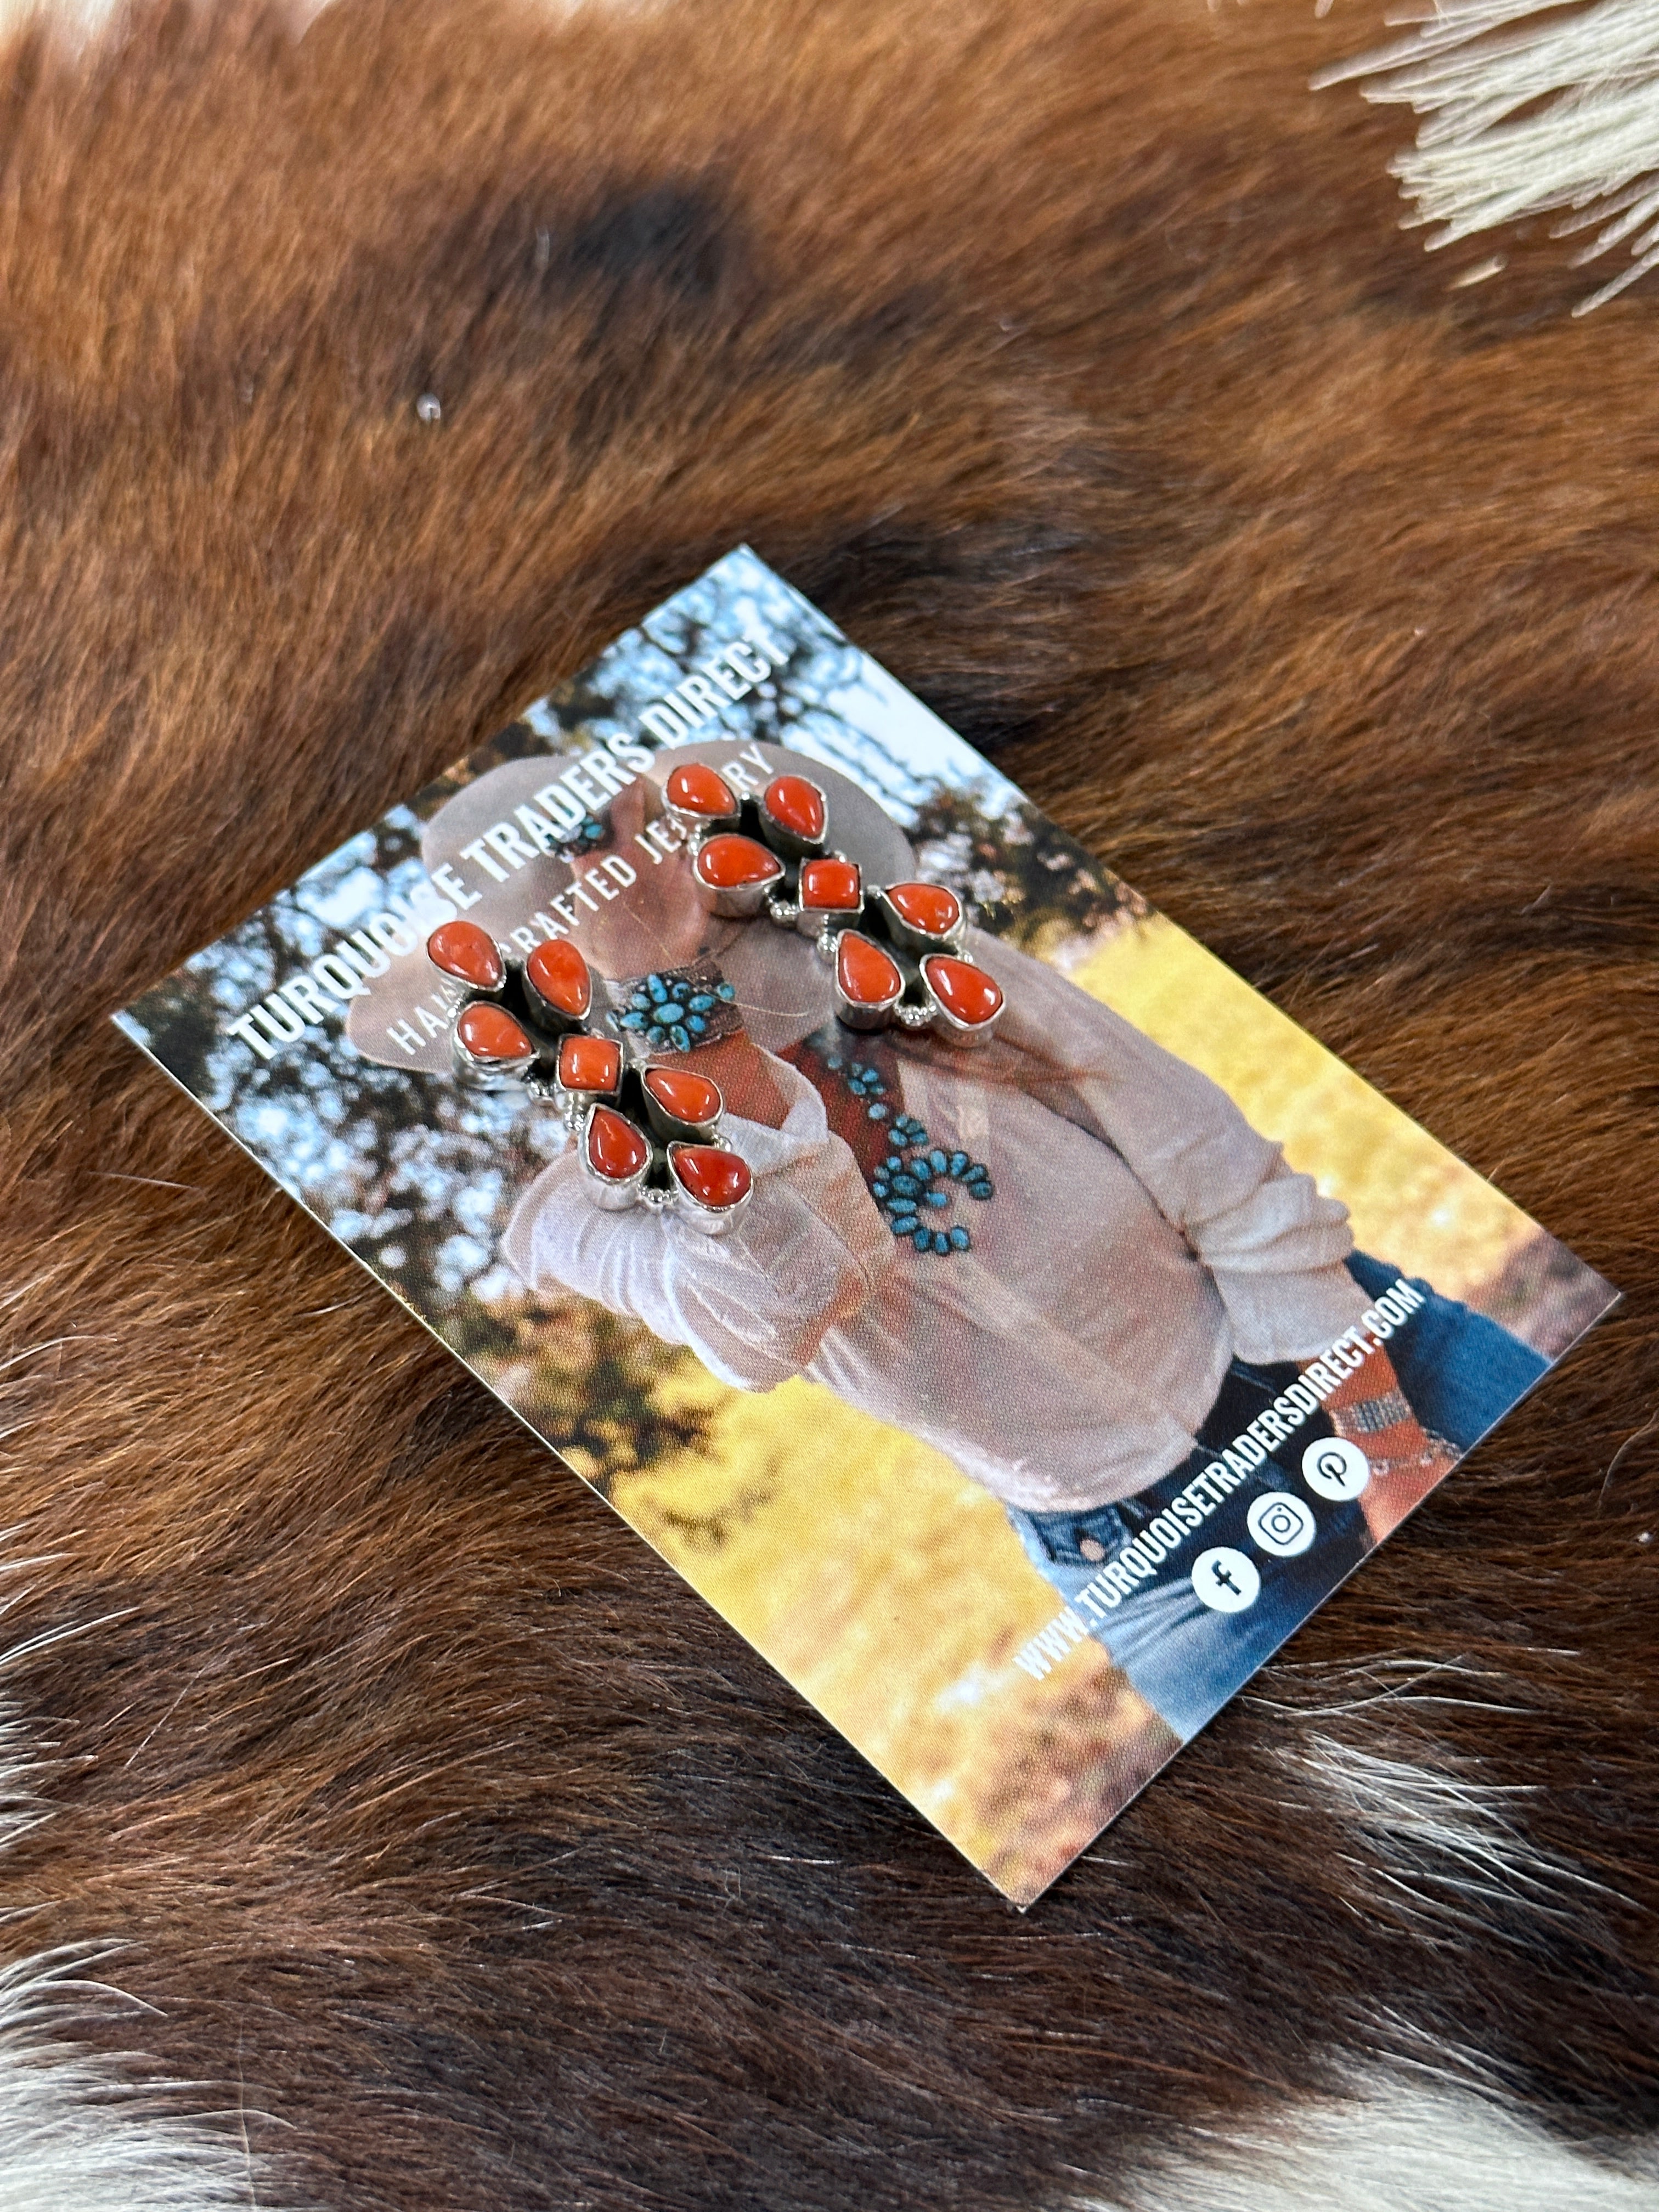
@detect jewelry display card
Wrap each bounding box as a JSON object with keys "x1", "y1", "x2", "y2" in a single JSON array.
[{"x1": 116, "y1": 548, "x2": 1617, "y2": 1906}]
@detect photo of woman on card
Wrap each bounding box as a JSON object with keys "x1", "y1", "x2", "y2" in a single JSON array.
[{"x1": 347, "y1": 740, "x2": 1547, "y2": 1743}]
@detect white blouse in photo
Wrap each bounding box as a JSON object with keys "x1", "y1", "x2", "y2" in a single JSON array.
[{"x1": 501, "y1": 932, "x2": 1370, "y2": 1513}]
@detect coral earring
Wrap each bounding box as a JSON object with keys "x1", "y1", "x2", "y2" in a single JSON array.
[
  {"x1": 557, "y1": 1034, "x2": 621, "y2": 1094},
  {"x1": 666, "y1": 762, "x2": 739, "y2": 819},
  {"x1": 837, "y1": 932, "x2": 904, "y2": 1008},
  {"x1": 800, "y1": 857, "x2": 861, "y2": 911},
  {"x1": 456, "y1": 1003, "x2": 535, "y2": 1063},
  {"x1": 586, "y1": 1106, "x2": 651, "y2": 1181},
  {"x1": 761, "y1": 775, "x2": 826, "y2": 842},
  {"x1": 669, "y1": 1143, "x2": 752, "y2": 1211},
  {"x1": 923, "y1": 955, "x2": 1003, "y2": 1028},
  {"x1": 428, "y1": 919, "x2": 504, "y2": 989},
  {"x1": 644, "y1": 1066, "x2": 723, "y2": 1127},
  {"x1": 695, "y1": 835, "x2": 783, "y2": 888},
  {"x1": 526, "y1": 938, "x2": 592, "y2": 1021},
  {"x1": 884, "y1": 881, "x2": 962, "y2": 938}
]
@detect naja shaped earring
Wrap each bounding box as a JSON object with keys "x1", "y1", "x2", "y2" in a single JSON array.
[{"x1": 664, "y1": 763, "x2": 1008, "y2": 1047}]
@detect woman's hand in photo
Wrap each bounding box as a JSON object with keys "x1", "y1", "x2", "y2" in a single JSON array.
[{"x1": 1322, "y1": 1348, "x2": 1458, "y2": 1541}]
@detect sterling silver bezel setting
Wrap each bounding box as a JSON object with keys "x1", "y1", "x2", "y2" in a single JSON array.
[
  {"x1": 578, "y1": 1102, "x2": 656, "y2": 1212},
  {"x1": 666, "y1": 1136, "x2": 755, "y2": 1234},
  {"x1": 830, "y1": 931, "x2": 908, "y2": 1032},
  {"x1": 449, "y1": 1007, "x2": 540, "y2": 1088},
  {"x1": 692, "y1": 835, "x2": 787, "y2": 919},
  {"x1": 918, "y1": 955, "x2": 1005, "y2": 1048},
  {"x1": 756, "y1": 772, "x2": 831, "y2": 861},
  {"x1": 871, "y1": 881, "x2": 969, "y2": 957}
]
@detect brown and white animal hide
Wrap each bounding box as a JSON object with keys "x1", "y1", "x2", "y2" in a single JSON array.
[{"x1": 0, "y1": 1, "x2": 1654, "y2": 2207}]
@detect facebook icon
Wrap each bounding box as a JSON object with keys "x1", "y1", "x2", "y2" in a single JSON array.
[{"x1": 1190, "y1": 1545, "x2": 1261, "y2": 1614}]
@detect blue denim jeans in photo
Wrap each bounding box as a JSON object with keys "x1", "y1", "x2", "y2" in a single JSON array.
[{"x1": 1007, "y1": 1254, "x2": 1548, "y2": 1743}]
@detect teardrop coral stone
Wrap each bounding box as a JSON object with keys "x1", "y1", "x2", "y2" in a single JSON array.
[
  {"x1": 669, "y1": 1143, "x2": 752, "y2": 1211},
  {"x1": 885, "y1": 881, "x2": 962, "y2": 937},
  {"x1": 666, "y1": 761, "x2": 738, "y2": 819},
  {"x1": 456, "y1": 1003, "x2": 535, "y2": 1063},
  {"x1": 558, "y1": 1033, "x2": 620, "y2": 1093},
  {"x1": 837, "y1": 931, "x2": 903, "y2": 1008},
  {"x1": 644, "y1": 1066, "x2": 723, "y2": 1126},
  {"x1": 763, "y1": 775, "x2": 826, "y2": 842},
  {"x1": 428, "y1": 919, "x2": 504, "y2": 989},
  {"x1": 587, "y1": 1105, "x2": 651, "y2": 1181},
  {"x1": 924, "y1": 954, "x2": 1003, "y2": 1027},
  {"x1": 526, "y1": 938, "x2": 592, "y2": 1020},
  {"x1": 800, "y1": 857, "x2": 861, "y2": 911},
  {"x1": 695, "y1": 834, "x2": 783, "y2": 888}
]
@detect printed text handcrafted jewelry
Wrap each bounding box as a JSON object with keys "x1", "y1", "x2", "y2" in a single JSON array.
[
  {"x1": 664, "y1": 763, "x2": 1007, "y2": 1047},
  {"x1": 425, "y1": 921, "x2": 753, "y2": 1233}
]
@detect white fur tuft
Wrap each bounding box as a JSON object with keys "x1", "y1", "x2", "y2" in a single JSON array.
[
  {"x1": 1072, "y1": 2076, "x2": 1659, "y2": 2212},
  {"x1": 0, "y1": 1947, "x2": 297, "y2": 2212},
  {"x1": 1316, "y1": 0, "x2": 1659, "y2": 309},
  {"x1": 0, "y1": 1548, "x2": 295, "y2": 2212},
  {"x1": 1070, "y1": 1697, "x2": 1659, "y2": 2212},
  {"x1": 1256, "y1": 1656, "x2": 1598, "y2": 1934},
  {"x1": 1289, "y1": 1725, "x2": 1576, "y2": 1926}
]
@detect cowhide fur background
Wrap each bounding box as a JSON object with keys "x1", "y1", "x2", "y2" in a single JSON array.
[{"x1": 0, "y1": 0, "x2": 1655, "y2": 2206}]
